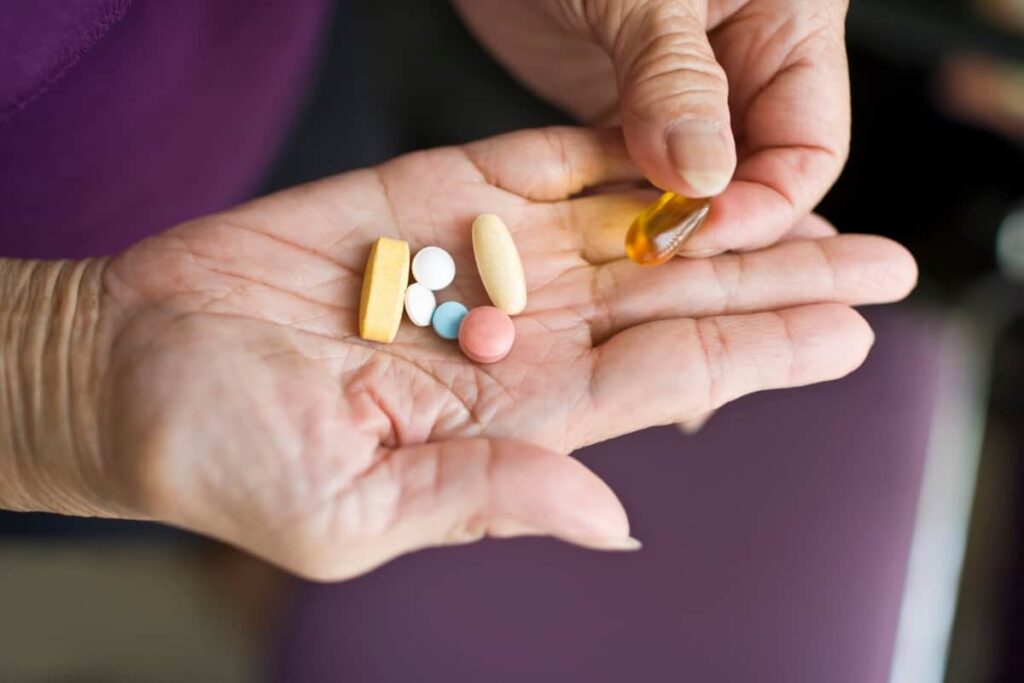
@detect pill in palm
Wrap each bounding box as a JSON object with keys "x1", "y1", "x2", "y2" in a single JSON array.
[
  {"x1": 472, "y1": 214, "x2": 527, "y2": 315},
  {"x1": 358, "y1": 237, "x2": 409, "y2": 343},
  {"x1": 458, "y1": 306, "x2": 515, "y2": 364},
  {"x1": 412, "y1": 246, "x2": 456, "y2": 291},
  {"x1": 404, "y1": 282, "x2": 436, "y2": 327},
  {"x1": 431, "y1": 301, "x2": 468, "y2": 340}
]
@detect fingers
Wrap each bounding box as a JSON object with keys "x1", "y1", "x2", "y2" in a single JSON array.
[
  {"x1": 587, "y1": 234, "x2": 917, "y2": 342},
  {"x1": 604, "y1": 1, "x2": 737, "y2": 198},
  {"x1": 290, "y1": 439, "x2": 635, "y2": 581},
  {"x1": 461, "y1": 126, "x2": 642, "y2": 201},
  {"x1": 585, "y1": 304, "x2": 874, "y2": 441},
  {"x1": 679, "y1": 4, "x2": 851, "y2": 255}
]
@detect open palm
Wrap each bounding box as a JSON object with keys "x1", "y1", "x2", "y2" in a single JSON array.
[{"x1": 97, "y1": 127, "x2": 914, "y2": 579}]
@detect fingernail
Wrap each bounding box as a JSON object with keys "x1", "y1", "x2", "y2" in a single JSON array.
[
  {"x1": 667, "y1": 119, "x2": 733, "y2": 197},
  {"x1": 675, "y1": 245, "x2": 719, "y2": 258},
  {"x1": 677, "y1": 411, "x2": 715, "y2": 434},
  {"x1": 679, "y1": 245, "x2": 720, "y2": 255},
  {"x1": 592, "y1": 536, "x2": 643, "y2": 552}
]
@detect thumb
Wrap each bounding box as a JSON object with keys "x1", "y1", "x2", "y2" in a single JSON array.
[
  {"x1": 610, "y1": 1, "x2": 736, "y2": 197},
  {"x1": 319, "y1": 439, "x2": 638, "y2": 580}
]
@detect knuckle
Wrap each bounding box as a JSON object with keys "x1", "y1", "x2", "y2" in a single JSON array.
[
  {"x1": 623, "y1": 60, "x2": 728, "y2": 121},
  {"x1": 705, "y1": 254, "x2": 743, "y2": 312},
  {"x1": 588, "y1": 265, "x2": 621, "y2": 344},
  {"x1": 691, "y1": 317, "x2": 729, "y2": 409},
  {"x1": 809, "y1": 238, "x2": 842, "y2": 292},
  {"x1": 540, "y1": 128, "x2": 577, "y2": 194},
  {"x1": 586, "y1": 1, "x2": 732, "y2": 121},
  {"x1": 619, "y1": 16, "x2": 728, "y2": 119},
  {"x1": 772, "y1": 311, "x2": 800, "y2": 386}
]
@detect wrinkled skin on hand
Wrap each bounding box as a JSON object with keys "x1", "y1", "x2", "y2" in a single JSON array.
[{"x1": 90, "y1": 127, "x2": 914, "y2": 580}]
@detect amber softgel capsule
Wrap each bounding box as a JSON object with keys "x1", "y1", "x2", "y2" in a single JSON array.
[{"x1": 625, "y1": 192, "x2": 711, "y2": 266}]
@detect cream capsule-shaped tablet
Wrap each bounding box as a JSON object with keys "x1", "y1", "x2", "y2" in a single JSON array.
[
  {"x1": 471, "y1": 214, "x2": 527, "y2": 315},
  {"x1": 358, "y1": 237, "x2": 410, "y2": 343}
]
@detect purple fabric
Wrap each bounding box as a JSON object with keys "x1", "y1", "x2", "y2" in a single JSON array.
[
  {"x1": 0, "y1": 0, "x2": 330, "y2": 259},
  {"x1": 273, "y1": 310, "x2": 940, "y2": 683},
  {"x1": 0, "y1": 1, "x2": 131, "y2": 119}
]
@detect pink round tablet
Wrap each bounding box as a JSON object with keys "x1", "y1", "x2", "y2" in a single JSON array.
[{"x1": 458, "y1": 306, "x2": 515, "y2": 364}]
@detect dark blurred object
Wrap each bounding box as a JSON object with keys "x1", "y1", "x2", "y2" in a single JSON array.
[
  {"x1": 849, "y1": 0, "x2": 1024, "y2": 65},
  {"x1": 938, "y1": 278, "x2": 1024, "y2": 683},
  {"x1": 978, "y1": 0, "x2": 1024, "y2": 32},
  {"x1": 939, "y1": 56, "x2": 1024, "y2": 141},
  {"x1": 261, "y1": 1, "x2": 568, "y2": 186}
]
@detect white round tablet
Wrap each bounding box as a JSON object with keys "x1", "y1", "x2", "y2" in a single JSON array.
[
  {"x1": 404, "y1": 282, "x2": 437, "y2": 327},
  {"x1": 411, "y1": 246, "x2": 456, "y2": 291}
]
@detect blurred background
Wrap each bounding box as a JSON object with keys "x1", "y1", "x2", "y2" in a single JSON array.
[{"x1": 1, "y1": 0, "x2": 1021, "y2": 681}]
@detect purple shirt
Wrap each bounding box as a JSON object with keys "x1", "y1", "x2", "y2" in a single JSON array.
[{"x1": 0, "y1": 0, "x2": 330, "y2": 259}]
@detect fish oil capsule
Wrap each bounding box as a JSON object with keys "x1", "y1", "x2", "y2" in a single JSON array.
[{"x1": 625, "y1": 192, "x2": 711, "y2": 266}]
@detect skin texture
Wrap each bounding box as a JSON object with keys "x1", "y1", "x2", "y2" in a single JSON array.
[
  {"x1": 454, "y1": 0, "x2": 852, "y2": 254},
  {"x1": 7, "y1": 127, "x2": 915, "y2": 581}
]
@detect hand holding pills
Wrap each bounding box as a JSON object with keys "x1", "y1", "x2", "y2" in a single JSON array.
[{"x1": 67, "y1": 126, "x2": 915, "y2": 582}]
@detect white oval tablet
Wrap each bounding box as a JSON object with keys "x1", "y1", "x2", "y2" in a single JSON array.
[
  {"x1": 404, "y1": 282, "x2": 437, "y2": 327},
  {"x1": 411, "y1": 246, "x2": 456, "y2": 291}
]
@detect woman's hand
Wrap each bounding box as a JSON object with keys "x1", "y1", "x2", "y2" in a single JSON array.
[
  {"x1": 455, "y1": 0, "x2": 852, "y2": 255},
  {"x1": 4, "y1": 127, "x2": 914, "y2": 580}
]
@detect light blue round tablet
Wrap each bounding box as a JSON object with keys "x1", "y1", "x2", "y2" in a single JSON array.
[{"x1": 432, "y1": 301, "x2": 469, "y2": 340}]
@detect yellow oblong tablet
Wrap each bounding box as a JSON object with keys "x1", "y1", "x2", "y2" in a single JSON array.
[
  {"x1": 359, "y1": 237, "x2": 410, "y2": 343},
  {"x1": 472, "y1": 214, "x2": 527, "y2": 315}
]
